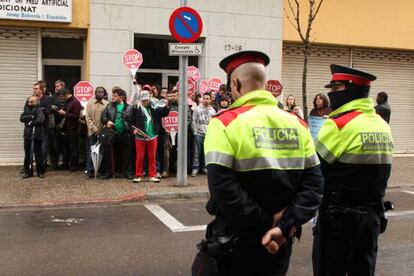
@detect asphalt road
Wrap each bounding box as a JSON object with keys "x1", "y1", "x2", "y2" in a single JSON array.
[{"x1": 0, "y1": 189, "x2": 413, "y2": 276}]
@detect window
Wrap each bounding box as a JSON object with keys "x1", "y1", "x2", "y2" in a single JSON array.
[{"x1": 42, "y1": 38, "x2": 84, "y2": 59}]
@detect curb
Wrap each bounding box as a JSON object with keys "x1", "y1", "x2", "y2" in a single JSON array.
[
  {"x1": 0, "y1": 190, "x2": 210, "y2": 210},
  {"x1": 0, "y1": 191, "x2": 146, "y2": 210},
  {"x1": 0, "y1": 184, "x2": 410, "y2": 209},
  {"x1": 146, "y1": 190, "x2": 209, "y2": 201}
]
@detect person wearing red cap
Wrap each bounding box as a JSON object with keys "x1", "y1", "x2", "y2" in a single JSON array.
[
  {"x1": 192, "y1": 51, "x2": 324, "y2": 276},
  {"x1": 312, "y1": 64, "x2": 394, "y2": 276}
]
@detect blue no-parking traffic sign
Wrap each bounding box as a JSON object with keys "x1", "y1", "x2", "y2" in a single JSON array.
[{"x1": 169, "y1": 7, "x2": 203, "y2": 43}]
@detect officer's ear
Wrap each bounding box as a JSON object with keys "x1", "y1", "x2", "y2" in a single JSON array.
[{"x1": 232, "y1": 78, "x2": 242, "y2": 94}]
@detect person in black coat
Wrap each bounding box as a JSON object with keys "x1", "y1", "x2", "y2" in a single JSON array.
[
  {"x1": 375, "y1": 91, "x2": 391, "y2": 123},
  {"x1": 57, "y1": 87, "x2": 82, "y2": 171},
  {"x1": 20, "y1": 96, "x2": 46, "y2": 178},
  {"x1": 101, "y1": 88, "x2": 133, "y2": 179}
]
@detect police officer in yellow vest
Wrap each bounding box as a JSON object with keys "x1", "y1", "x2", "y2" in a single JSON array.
[
  {"x1": 312, "y1": 64, "x2": 394, "y2": 276},
  {"x1": 191, "y1": 51, "x2": 324, "y2": 276}
]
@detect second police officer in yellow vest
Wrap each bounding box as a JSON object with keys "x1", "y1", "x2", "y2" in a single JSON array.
[
  {"x1": 312, "y1": 65, "x2": 394, "y2": 276},
  {"x1": 192, "y1": 51, "x2": 324, "y2": 276}
]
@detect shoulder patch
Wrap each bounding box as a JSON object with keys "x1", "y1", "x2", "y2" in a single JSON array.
[
  {"x1": 331, "y1": 111, "x2": 362, "y2": 130},
  {"x1": 291, "y1": 113, "x2": 308, "y2": 128},
  {"x1": 283, "y1": 109, "x2": 308, "y2": 128},
  {"x1": 215, "y1": 105, "x2": 255, "y2": 127}
]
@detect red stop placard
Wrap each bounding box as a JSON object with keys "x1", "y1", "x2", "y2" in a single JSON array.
[
  {"x1": 187, "y1": 66, "x2": 200, "y2": 81},
  {"x1": 122, "y1": 49, "x2": 143, "y2": 72},
  {"x1": 208, "y1": 78, "x2": 222, "y2": 92},
  {"x1": 199, "y1": 80, "x2": 209, "y2": 95},
  {"x1": 162, "y1": 111, "x2": 179, "y2": 133},
  {"x1": 188, "y1": 78, "x2": 198, "y2": 96},
  {"x1": 176, "y1": 78, "x2": 198, "y2": 96},
  {"x1": 266, "y1": 80, "x2": 283, "y2": 97},
  {"x1": 74, "y1": 81, "x2": 94, "y2": 102}
]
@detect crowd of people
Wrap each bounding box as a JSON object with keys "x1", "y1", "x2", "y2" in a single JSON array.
[
  {"x1": 19, "y1": 78, "x2": 390, "y2": 180},
  {"x1": 19, "y1": 79, "x2": 232, "y2": 181}
]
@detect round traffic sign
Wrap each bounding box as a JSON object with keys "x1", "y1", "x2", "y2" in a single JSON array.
[
  {"x1": 266, "y1": 80, "x2": 283, "y2": 97},
  {"x1": 74, "y1": 81, "x2": 94, "y2": 102},
  {"x1": 169, "y1": 7, "x2": 203, "y2": 43}
]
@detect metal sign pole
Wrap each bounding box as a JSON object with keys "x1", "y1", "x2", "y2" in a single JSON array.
[{"x1": 177, "y1": 0, "x2": 188, "y2": 186}]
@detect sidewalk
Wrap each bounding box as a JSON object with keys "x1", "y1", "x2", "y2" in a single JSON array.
[
  {"x1": 0, "y1": 156, "x2": 412, "y2": 208},
  {"x1": 0, "y1": 166, "x2": 208, "y2": 208}
]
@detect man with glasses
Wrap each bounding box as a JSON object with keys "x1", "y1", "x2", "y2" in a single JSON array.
[{"x1": 101, "y1": 88, "x2": 133, "y2": 179}]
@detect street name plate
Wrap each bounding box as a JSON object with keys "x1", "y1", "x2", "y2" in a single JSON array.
[{"x1": 169, "y1": 43, "x2": 203, "y2": 56}]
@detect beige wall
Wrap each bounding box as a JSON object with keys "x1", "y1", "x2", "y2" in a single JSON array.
[
  {"x1": 0, "y1": 0, "x2": 89, "y2": 29},
  {"x1": 283, "y1": 0, "x2": 414, "y2": 50},
  {"x1": 0, "y1": 0, "x2": 90, "y2": 78}
]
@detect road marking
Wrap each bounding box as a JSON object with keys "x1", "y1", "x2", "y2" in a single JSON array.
[
  {"x1": 386, "y1": 210, "x2": 414, "y2": 217},
  {"x1": 145, "y1": 204, "x2": 206, "y2": 233},
  {"x1": 402, "y1": 190, "x2": 414, "y2": 196}
]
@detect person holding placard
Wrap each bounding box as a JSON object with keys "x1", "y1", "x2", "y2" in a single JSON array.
[{"x1": 130, "y1": 91, "x2": 169, "y2": 183}]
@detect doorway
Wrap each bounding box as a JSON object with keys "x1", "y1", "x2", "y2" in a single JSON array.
[
  {"x1": 43, "y1": 64, "x2": 81, "y2": 93},
  {"x1": 137, "y1": 69, "x2": 179, "y2": 91}
]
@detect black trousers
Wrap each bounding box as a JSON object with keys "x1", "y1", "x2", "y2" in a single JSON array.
[
  {"x1": 48, "y1": 128, "x2": 60, "y2": 168},
  {"x1": 312, "y1": 206, "x2": 380, "y2": 276},
  {"x1": 192, "y1": 239, "x2": 292, "y2": 276},
  {"x1": 24, "y1": 139, "x2": 44, "y2": 176},
  {"x1": 60, "y1": 132, "x2": 79, "y2": 169},
  {"x1": 105, "y1": 132, "x2": 131, "y2": 176}
]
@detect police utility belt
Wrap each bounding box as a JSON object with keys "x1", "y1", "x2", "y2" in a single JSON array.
[{"x1": 322, "y1": 192, "x2": 394, "y2": 233}]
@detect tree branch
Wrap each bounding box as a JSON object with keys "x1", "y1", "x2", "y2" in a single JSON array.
[
  {"x1": 284, "y1": 8, "x2": 302, "y2": 36},
  {"x1": 311, "y1": 0, "x2": 324, "y2": 21},
  {"x1": 293, "y1": 0, "x2": 306, "y2": 42}
]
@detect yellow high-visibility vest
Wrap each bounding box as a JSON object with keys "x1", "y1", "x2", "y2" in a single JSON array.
[
  {"x1": 315, "y1": 98, "x2": 394, "y2": 164},
  {"x1": 204, "y1": 90, "x2": 319, "y2": 171}
]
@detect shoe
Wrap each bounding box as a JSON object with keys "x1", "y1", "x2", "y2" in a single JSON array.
[
  {"x1": 149, "y1": 177, "x2": 160, "y2": 183},
  {"x1": 58, "y1": 165, "x2": 69, "y2": 170},
  {"x1": 132, "y1": 177, "x2": 142, "y2": 183},
  {"x1": 51, "y1": 162, "x2": 59, "y2": 170},
  {"x1": 124, "y1": 174, "x2": 134, "y2": 180},
  {"x1": 38, "y1": 174, "x2": 45, "y2": 178},
  {"x1": 156, "y1": 172, "x2": 161, "y2": 179},
  {"x1": 161, "y1": 172, "x2": 169, "y2": 178},
  {"x1": 22, "y1": 173, "x2": 32, "y2": 179},
  {"x1": 202, "y1": 168, "x2": 208, "y2": 175},
  {"x1": 191, "y1": 169, "x2": 198, "y2": 177},
  {"x1": 85, "y1": 173, "x2": 94, "y2": 178},
  {"x1": 101, "y1": 174, "x2": 113, "y2": 179}
]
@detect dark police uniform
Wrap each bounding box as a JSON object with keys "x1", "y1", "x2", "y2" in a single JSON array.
[
  {"x1": 312, "y1": 65, "x2": 394, "y2": 276},
  {"x1": 192, "y1": 51, "x2": 324, "y2": 276}
]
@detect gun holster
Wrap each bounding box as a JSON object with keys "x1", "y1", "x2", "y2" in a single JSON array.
[
  {"x1": 197, "y1": 235, "x2": 241, "y2": 259},
  {"x1": 379, "y1": 200, "x2": 394, "y2": 234}
]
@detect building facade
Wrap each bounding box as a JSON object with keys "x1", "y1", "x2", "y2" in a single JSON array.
[
  {"x1": 0, "y1": 0, "x2": 89, "y2": 164},
  {"x1": 89, "y1": 0, "x2": 283, "y2": 98},
  {"x1": 282, "y1": 0, "x2": 414, "y2": 153}
]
